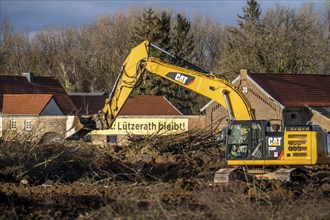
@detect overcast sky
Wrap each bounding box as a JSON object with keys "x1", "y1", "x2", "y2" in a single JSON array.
[{"x1": 0, "y1": 0, "x2": 327, "y2": 33}]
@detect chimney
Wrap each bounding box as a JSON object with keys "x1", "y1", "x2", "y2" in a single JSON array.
[
  {"x1": 22, "y1": 72, "x2": 35, "y2": 83},
  {"x1": 239, "y1": 69, "x2": 250, "y2": 94},
  {"x1": 240, "y1": 69, "x2": 249, "y2": 81}
]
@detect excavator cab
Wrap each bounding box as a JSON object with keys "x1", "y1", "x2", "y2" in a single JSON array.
[
  {"x1": 225, "y1": 120, "x2": 270, "y2": 162},
  {"x1": 224, "y1": 120, "x2": 292, "y2": 164},
  {"x1": 215, "y1": 120, "x2": 330, "y2": 183}
]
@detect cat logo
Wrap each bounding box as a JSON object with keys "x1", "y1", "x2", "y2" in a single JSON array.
[
  {"x1": 175, "y1": 74, "x2": 189, "y2": 84},
  {"x1": 268, "y1": 137, "x2": 282, "y2": 146},
  {"x1": 166, "y1": 72, "x2": 195, "y2": 86}
]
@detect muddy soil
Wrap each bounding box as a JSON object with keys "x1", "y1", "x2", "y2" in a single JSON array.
[{"x1": 0, "y1": 133, "x2": 330, "y2": 219}]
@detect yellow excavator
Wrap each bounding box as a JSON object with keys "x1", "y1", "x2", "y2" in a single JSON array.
[{"x1": 66, "y1": 40, "x2": 330, "y2": 182}]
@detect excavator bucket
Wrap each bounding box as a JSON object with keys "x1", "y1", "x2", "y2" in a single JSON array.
[{"x1": 66, "y1": 115, "x2": 97, "y2": 140}]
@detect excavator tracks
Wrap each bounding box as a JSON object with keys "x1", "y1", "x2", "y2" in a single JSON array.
[{"x1": 214, "y1": 166, "x2": 330, "y2": 184}]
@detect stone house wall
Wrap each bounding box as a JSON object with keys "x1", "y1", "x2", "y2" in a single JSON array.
[{"x1": 1, "y1": 116, "x2": 67, "y2": 142}]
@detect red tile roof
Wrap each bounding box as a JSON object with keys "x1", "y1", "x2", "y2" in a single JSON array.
[
  {"x1": 70, "y1": 94, "x2": 109, "y2": 115},
  {"x1": 249, "y1": 73, "x2": 330, "y2": 107},
  {"x1": 71, "y1": 95, "x2": 182, "y2": 116},
  {"x1": 2, "y1": 94, "x2": 53, "y2": 115},
  {"x1": 0, "y1": 75, "x2": 77, "y2": 114},
  {"x1": 120, "y1": 96, "x2": 182, "y2": 115}
]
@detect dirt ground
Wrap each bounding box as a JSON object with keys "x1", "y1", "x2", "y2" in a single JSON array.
[{"x1": 1, "y1": 131, "x2": 330, "y2": 219}]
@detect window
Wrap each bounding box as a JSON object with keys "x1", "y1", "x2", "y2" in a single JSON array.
[
  {"x1": 25, "y1": 120, "x2": 32, "y2": 130},
  {"x1": 251, "y1": 123, "x2": 262, "y2": 148},
  {"x1": 107, "y1": 135, "x2": 117, "y2": 143},
  {"x1": 228, "y1": 124, "x2": 249, "y2": 144},
  {"x1": 230, "y1": 145, "x2": 248, "y2": 158},
  {"x1": 242, "y1": 86, "x2": 248, "y2": 94},
  {"x1": 10, "y1": 120, "x2": 17, "y2": 130}
]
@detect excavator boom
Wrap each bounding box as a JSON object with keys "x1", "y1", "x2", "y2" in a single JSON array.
[{"x1": 143, "y1": 57, "x2": 254, "y2": 120}]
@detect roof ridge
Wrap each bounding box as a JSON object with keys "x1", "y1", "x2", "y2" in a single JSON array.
[
  {"x1": 250, "y1": 72, "x2": 330, "y2": 76},
  {"x1": 4, "y1": 93, "x2": 53, "y2": 95},
  {"x1": 0, "y1": 75, "x2": 57, "y2": 78},
  {"x1": 131, "y1": 95, "x2": 163, "y2": 97}
]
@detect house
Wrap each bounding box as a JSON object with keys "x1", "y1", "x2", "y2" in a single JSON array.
[
  {"x1": 70, "y1": 94, "x2": 205, "y2": 145},
  {"x1": 69, "y1": 92, "x2": 108, "y2": 115},
  {"x1": 0, "y1": 72, "x2": 78, "y2": 141},
  {"x1": 201, "y1": 69, "x2": 330, "y2": 131}
]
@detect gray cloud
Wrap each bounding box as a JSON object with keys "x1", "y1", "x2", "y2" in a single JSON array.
[{"x1": 0, "y1": 0, "x2": 326, "y2": 32}]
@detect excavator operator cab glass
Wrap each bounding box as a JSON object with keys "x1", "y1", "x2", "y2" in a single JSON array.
[
  {"x1": 226, "y1": 120, "x2": 265, "y2": 160},
  {"x1": 218, "y1": 129, "x2": 226, "y2": 144},
  {"x1": 227, "y1": 123, "x2": 249, "y2": 158},
  {"x1": 251, "y1": 123, "x2": 262, "y2": 146},
  {"x1": 228, "y1": 124, "x2": 249, "y2": 144}
]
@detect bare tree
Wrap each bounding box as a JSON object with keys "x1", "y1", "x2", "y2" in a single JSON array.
[
  {"x1": 217, "y1": 1, "x2": 329, "y2": 77},
  {"x1": 0, "y1": 17, "x2": 34, "y2": 75},
  {"x1": 2, "y1": 3, "x2": 328, "y2": 95},
  {"x1": 0, "y1": 17, "x2": 13, "y2": 73},
  {"x1": 262, "y1": 4, "x2": 328, "y2": 74}
]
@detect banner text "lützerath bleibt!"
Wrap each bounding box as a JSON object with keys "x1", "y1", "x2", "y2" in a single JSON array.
[
  {"x1": 111, "y1": 121, "x2": 186, "y2": 131},
  {"x1": 104, "y1": 118, "x2": 189, "y2": 135}
]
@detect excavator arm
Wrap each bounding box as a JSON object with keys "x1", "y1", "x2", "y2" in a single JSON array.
[
  {"x1": 66, "y1": 40, "x2": 255, "y2": 139},
  {"x1": 96, "y1": 40, "x2": 150, "y2": 129}
]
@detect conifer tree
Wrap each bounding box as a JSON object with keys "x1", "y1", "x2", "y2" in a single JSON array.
[
  {"x1": 219, "y1": 0, "x2": 265, "y2": 77},
  {"x1": 156, "y1": 11, "x2": 171, "y2": 53},
  {"x1": 167, "y1": 13, "x2": 197, "y2": 115},
  {"x1": 133, "y1": 8, "x2": 159, "y2": 44},
  {"x1": 132, "y1": 9, "x2": 171, "y2": 97},
  {"x1": 132, "y1": 9, "x2": 198, "y2": 114},
  {"x1": 238, "y1": 0, "x2": 262, "y2": 29},
  {"x1": 172, "y1": 13, "x2": 194, "y2": 59}
]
